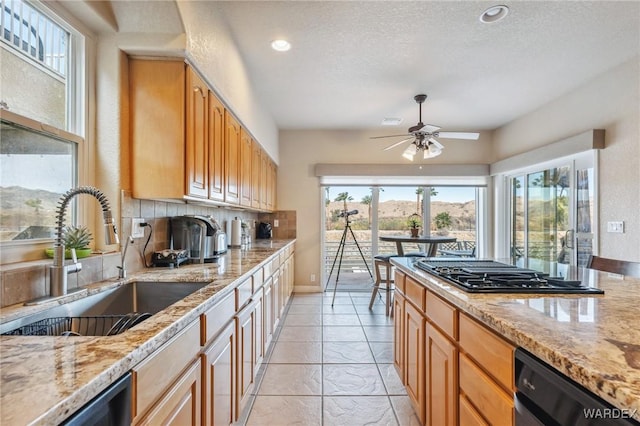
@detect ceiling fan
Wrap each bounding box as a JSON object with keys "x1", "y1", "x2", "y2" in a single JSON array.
[{"x1": 371, "y1": 94, "x2": 479, "y2": 160}]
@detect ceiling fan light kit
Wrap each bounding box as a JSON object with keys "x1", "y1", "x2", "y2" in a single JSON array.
[{"x1": 372, "y1": 93, "x2": 479, "y2": 161}]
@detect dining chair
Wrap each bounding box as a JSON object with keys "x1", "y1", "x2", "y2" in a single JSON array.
[
  {"x1": 586, "y1": 255, "x2": 640, "y2": 278},
  {"x1": 369, "y1": 255, "x2": 395, "y2": 316}
]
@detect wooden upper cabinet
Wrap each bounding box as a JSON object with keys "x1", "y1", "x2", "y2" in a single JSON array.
[
  {"x1": 267, "y1": 160, "x2": 277, "y2": 211},
  {"x1": 129, "y1": 59, "x2": 186, "y2": 200},
  {"x1": 185, "y1": 67, "x2": 208, "y2": 199},
  {"x1": 260, "y1": 151, "x2": 268, "y2": 210},
  {"x1": 224, "y1": 112, "x2": 241, "y2": 205},
  {"x1": 208, "y1": 91, "x2": 225, "y2": 202},
  {"x1": 251, "y1": 143, "x2": 262, "y2": 209},
  {"x1": 240, "y1": 129, "x2": 253, "y2": 207}
]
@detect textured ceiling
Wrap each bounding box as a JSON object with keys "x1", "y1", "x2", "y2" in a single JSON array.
[{"x1": 106, "y1": 1, "x2": 640, "y2": 133}]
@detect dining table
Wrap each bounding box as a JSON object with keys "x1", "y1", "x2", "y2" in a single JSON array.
[{"x1": 379, "y1": 235, "x2": 457, "y2": 257}]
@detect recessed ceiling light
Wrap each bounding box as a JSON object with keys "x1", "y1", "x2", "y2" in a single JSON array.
[
  {"x1": 271, "y1": 39, "x2": 291, "y2": 52},
  {"x1": 382, "y1": 117, "x2": 403, "y2": 126},
  {"x1": 479, "y1": 5, "x2": 509, "y2": 23}
]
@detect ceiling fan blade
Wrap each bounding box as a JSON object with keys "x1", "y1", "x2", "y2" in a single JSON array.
[
  {"x1": 428, "y1": 137, "x2": 445, "y2": 150},
  {"x1": 437, "y1": 132, "x2": 480, "y2": 140},
  {"x1": 383, "y1": 137, "x2": 414, "y2": 151},
  {"x1": 370, "y1": 133, "x2": 411, "y2": 139},
  {"x1": 422, "y1": 124, "x2": 441, "y2": 133}
]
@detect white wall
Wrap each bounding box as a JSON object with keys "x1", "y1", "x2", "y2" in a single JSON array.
[
  {"x1": 492, "y1": 57, "x2": 640, "y2": 261},
  {"x1": 175, "y1": 1, "x2": 279, "y2": 163},
  {"x1": 278, "y1": 129, "x2": 493, "y2": 291}
]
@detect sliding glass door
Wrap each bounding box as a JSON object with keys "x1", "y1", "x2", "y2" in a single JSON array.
[{"x1": 509, "y1": 152, "x2": 596, "y2": 268}]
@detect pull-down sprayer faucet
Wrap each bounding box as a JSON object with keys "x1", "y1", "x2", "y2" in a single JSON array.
[{"x1": 51, "y1": 186, "x2": 119, "y2": 297}]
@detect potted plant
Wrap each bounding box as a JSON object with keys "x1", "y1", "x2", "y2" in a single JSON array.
[
  {"x1": 45, "y1": 226, "x2": 93, "y2": 259},
  {"x1": 407, "y1": 213, "x2": 422, "y2": 237}
]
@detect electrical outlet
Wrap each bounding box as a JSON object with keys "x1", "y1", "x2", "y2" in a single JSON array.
[
  {"x1": 607, "y1": 221, "x2": 624, "y2": 233},
  {"x1": 274, "y1": 219, "x2": 279, "y2": 227},
  {"x1": 131, "y1": 218, "x2": 146, "y2": 238},
  {"x1": 310, "y1": 274, "x2": 316, "y2": 282}
]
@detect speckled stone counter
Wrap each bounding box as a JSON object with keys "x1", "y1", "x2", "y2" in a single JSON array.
[
  {"x1": 391, "y1": 257, "x2": 640, "y2": 414},
  {"x1": 0, "y1": 239, "x2": 295, "y2": 425}
]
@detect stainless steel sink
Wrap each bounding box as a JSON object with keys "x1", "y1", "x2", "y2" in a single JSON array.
[{"x1": 0, "y1": 281, "x2": 209, "y2": 336}]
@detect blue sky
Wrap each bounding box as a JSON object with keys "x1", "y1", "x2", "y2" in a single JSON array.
[{"x1": 325, "y1": 186, "x2": 475, "y2": 203}]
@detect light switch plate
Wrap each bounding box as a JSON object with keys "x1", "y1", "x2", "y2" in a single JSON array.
[
  {"x1": 606, "y1": 221, "x2": 624, "y2": 233},
  {"x1": 274, "y1": 219, "x2": 279, "y2": 227}
]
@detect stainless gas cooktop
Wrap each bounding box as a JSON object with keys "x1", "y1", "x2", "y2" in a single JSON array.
[{"x1": 414, "y1": 259, "x2": 603, "y2": 294}]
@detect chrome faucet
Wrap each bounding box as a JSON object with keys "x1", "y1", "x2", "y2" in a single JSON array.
[
  {"x1": 50, "y1": 186, "x2": 119, "y2": 297},
  {"x1": 118, "y1": 236, "x2": 134, "y2": 279}
]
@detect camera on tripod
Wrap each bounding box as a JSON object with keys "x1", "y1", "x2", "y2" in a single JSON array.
[{"x1": 338, "y1": 209, "x2": 358, "y2": 218}]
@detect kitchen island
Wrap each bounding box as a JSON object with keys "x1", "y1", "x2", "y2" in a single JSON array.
[
  {"x1": 0, "y1": 239, "x2": 295, "y2": 425},
  {"x1": 391, "y1": 256, "x2": 640, "y2": 423}
]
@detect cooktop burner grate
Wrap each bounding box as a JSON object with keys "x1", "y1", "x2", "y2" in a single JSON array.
[{"x1": 414, "y1": 259, "x2": 603, "y2": 294}]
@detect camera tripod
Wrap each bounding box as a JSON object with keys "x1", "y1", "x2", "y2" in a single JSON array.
[{"x1": 325, "y1": 210, "x2": 373, "y2": 307}]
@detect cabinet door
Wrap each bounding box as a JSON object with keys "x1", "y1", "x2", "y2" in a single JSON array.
[
  {"x1": 136, "y1": 359, "x2": 202, "y2": 426},
  {"x1": 271, "y1": 274, "x2": 281, "y2": 329},
  {"x1": 203, "y1": 321, "x2": 235, "y2": 426},
  {"x1": 260, "y1": 151, "x2": 268, "y2": 210},
  {"x1": 405, "y1": 302, "x2": 426, "y2": 424},
  {"x1": 254, "y1": 290, "x2": 264, "y2": 369},
  {"x1": 240, "y1": 129, "x2": 253, "y2": 207},
  {"x1": 251, "y1": 141, "x2": 262, "y2": 209},
  {"x1": 263, "y1": 277, "x2": 273, "y2": 349},
  {"x1": 267, "y1": 160, "x2": 277, "y2": 211},
  {"x1": 186, "y1": 67, "x2": 208, "y2": 198},
  {"x1": 236, "y1": 301, "x2": 256, "y2": 416},
  {"x1": 426, "y1": 323, "x2": 457, "y2": 426},
  {"x1": 224, "y1": 112, "x2": 241, "y2": 205},
  {"x1": 129, "y1": 59, "x2": 185, "y2": 200},
  {"x1": 208, "y1": 91, "x2": 225, "y2": 202},
  {"x1": 393, "y1": 293, "x2": 405, "y2": 382}
]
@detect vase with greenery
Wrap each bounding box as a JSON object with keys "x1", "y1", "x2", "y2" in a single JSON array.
[
  {"x1": 407, "y1": 214, "x2": 422, "y2": 237},
  {"x1": 45, "y1": 226, "x2": 93, "y2": 259}
]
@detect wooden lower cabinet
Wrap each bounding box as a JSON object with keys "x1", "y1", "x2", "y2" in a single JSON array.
[
  {"x1": 404, "y1": 301, "x2": 426, "y2": 424},
  {"x1": 393, "y1": 292, "x2": 405, "y2": 381},
  {"x1": 135, "y1": 359, "x2": 202, "y2": 425},
  {"x1": 393, "y1": 274, "x2": 515, "y2": 426},
  {"x1": 203, "y1": 321, "x2": 235, "y2": 426},
  {"x1": 236, "y1": 299, "x2": 258, "y2": 417},
  {"x1": 426, "y1": 323, "x2": 457, "y2": 426}
]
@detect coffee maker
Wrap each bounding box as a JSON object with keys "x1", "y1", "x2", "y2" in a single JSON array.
[{"x1": 170, "y1": 216, "x2": 227, "y2": 263}]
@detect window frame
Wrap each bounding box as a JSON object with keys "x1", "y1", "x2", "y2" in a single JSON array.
[{"x1": 0, "y1": 0, "x2": 94, "y2": 265}]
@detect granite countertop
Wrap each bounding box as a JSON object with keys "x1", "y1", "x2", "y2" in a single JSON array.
[
  {"x1": 0, "y1": 239, "x2": 295, "y2": 426},
  {"x1": 391, "y1": 257, "x2": 640, "y2": 414}
]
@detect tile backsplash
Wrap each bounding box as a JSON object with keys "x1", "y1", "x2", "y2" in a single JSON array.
[{"x1": 0, "y1": 190, "x2": 296, "y2": 307}]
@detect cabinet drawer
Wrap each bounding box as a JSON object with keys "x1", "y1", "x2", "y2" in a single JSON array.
[
  {"x1": 235, "y1": 277, "x2": 253, "y2": 310},
  {"x1": 394, "y1": 270, "x2": 406, "y2": 294},
  {"x1": 405, "y1": 276, "x2": 426, "y2": 311},
  {"x1": 263, "y1": 260, "x2": 273, "y2": 279},
  {"x1": 459, "y1": 394, "x2": 489, "y2": 426},
  {"x1": 426, "y1": 291, "x2": 458, "y2": 340},
  {"x1": 253, "y1": 268, "x2": 264, "y2": 291},
  {"x1": 202, "y1": 291, "x2": 235, "y2": 345},
  {"x1": 459, "y1": 314, "x2": 514, "y2": 392},
  {"x1": 133, "y1": 319, "x2": 200, "y2": 419},
  {"x1": 459, "y1": 354, "x2": 513, "y2": 426}
]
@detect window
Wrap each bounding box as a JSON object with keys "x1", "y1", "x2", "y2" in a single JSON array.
[{"x1": 0, "y1": 0, "x2": 86, "y2": 257}]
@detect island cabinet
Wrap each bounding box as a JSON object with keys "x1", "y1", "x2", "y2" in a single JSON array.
[
  {"x1": 393, "y1": 270, "x2": 515, "y2": 426},
  {"x1": 131, "y1": 319, "x2": 202, "y2": 425}
]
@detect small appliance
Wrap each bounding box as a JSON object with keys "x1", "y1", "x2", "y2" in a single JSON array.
[
  {"x1": 257, "y1": 222, "x2": 272, "y2": 239},
  {"x1": 170, "y1": 216, "x2": 227, "y2": 263},
  {"x1": 151, "y1": 249, "x2": 189, "y2": 267}
]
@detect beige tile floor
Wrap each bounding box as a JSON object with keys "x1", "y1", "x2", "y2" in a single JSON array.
[{"x1": 239, "y1": 291, "x2": 421, "y2": 426}]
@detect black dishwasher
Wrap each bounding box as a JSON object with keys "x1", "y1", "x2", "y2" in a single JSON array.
[
  {"x1": 62, "y1": 372, "x2": 131, "y2": 426},
  {"x1": 515, "y1": 348, "x2": 639, "y2": 425}
]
